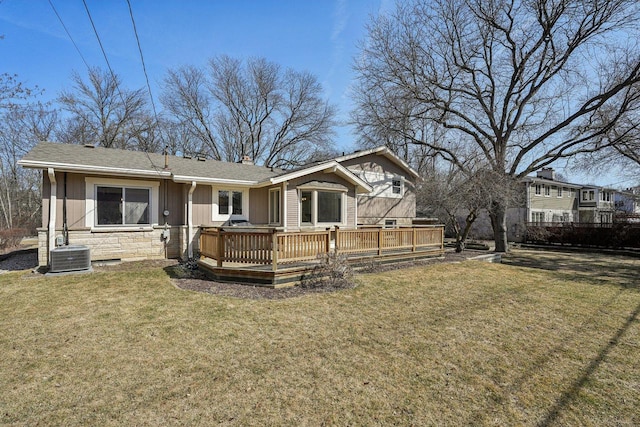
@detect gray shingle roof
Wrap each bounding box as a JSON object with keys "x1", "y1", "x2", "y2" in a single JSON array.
[{"x1": 19, "y1": 142, "x2": 283, "y2": 183}]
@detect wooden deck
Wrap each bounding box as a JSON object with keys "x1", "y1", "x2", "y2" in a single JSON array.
[{"x1": 198, "y1": 225, "x2": 445, "y2": 287}]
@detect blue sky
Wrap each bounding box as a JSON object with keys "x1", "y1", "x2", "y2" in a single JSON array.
[
  {"x1": 0, "y1": 0, "x2": 635, "y2": 187},
  {"x1": 1, "y1": 0, "x2": 393, "y2": 152}
]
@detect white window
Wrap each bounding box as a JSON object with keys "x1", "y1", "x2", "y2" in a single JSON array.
[
  {"x1": 531, "y1": 212, "x2": 545, "y2": 224},
  {"x1": 557, "y1": 187, "x2": 563, "y2": 197},
  {"x1": 269, "y1": 188, "x2": 281, "y2": 225},
  {"x1": 212, "y1": 187, "x2": 248, "y2": 221},
  {"x1": 392, "y1": 178, "x2": 402, "y2": 195},
  {"x1": 85, "y1": 177, "x2": 159, "y2": 230},
  {"x1": 299, "y1": 189, "x2": 345, "y2": 226},
  {"x1": 534, "y1": 184, "x2": 542, "y2": 195},
  {"x1": 544, "y1": 185, "x2": 550, "y2": 197},
  {"x1": 582, "y1": 190, "x2": 595, "y2": 201},
  {"x1": 218, "y1": 190, "x2": 243, "y2": 215}
]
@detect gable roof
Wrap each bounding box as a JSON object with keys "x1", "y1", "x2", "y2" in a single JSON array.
[
  {"x1": 264, "y1": 160, "x2": 373, "y2": 193},
  {"x1": 18, "y1": 142, "x2": 372, "y2": 192},
  {"x1": 333, "y1": 146, "x2": 420, "y2": 179}
]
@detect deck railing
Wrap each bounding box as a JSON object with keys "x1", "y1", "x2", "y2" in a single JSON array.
[{"x1": 200, "y1": 225, "x2": 444, "y2": 271}]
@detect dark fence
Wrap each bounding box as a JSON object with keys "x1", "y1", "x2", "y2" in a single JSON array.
[{"x1": 524, "y1": 222, "x2": 640, "y2": 248}]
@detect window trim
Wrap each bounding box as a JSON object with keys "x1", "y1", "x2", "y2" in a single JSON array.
[
  {"x1": 534, "y1": 184, "x2": 542, "y2": 196},
  {"x1": 544, "y1": 185, "x2": 551, "y2": 197},
  {"x1": 298, "y1": 188, "x2": 346, "y2": 227},
  {"x1": 269, "y1": 188, "x2": 281, "y2": 225},
  {"x1": 557, "y1": 187, "x2": 563, "y2": 198},
  {"x1": 211, "y1": 186, "x2": 249, "y2": 222},
  {"x1": 85, "y1": 177, "x2": 159, "y2": 231}
]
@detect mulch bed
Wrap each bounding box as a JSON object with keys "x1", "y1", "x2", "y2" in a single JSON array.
[{"x1": 171, "y1": 250, "x2": 480, "y2": 300}]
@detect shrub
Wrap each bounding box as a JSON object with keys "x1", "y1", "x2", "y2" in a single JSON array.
[
  {"x1": 300, "y1": 252, "x2": 354, "y2": 289},
  {"x1": 0, "y1": 228, "x2": 28, "y2": 251}
]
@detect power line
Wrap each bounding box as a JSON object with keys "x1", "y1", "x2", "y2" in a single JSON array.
[
  {"x1": 81, "y1": 0, "x2": 127, "y2": 107},
  {"x1": 126, "y1": 0, "x2": 159, "y2": 122},
  {"x1": 48, "y1": 0, "x2": 91, "y2": 70}
]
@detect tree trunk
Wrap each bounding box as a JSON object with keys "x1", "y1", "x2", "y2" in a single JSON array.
[{"x1": 489, "y1": 199, "x2": 509, "y2": 253}]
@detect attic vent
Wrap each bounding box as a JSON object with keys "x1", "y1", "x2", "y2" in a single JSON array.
[
  {"x1": 197, "y1": 157, "x2": 206, "y2": 162},
  {"x1": 50, "y1": 245, "x2": 91, "y2": 273},
  {"x1": 84, "y1": 144, "x2": 95, "y2": 148}
]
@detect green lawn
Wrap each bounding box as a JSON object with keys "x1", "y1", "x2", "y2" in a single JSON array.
[{"x1": 1, "y1": 250, "x2": 638, "y2": 426}]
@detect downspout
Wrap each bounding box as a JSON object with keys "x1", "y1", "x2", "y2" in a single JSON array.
[
  {"x1": 63, "y1": 172, "x2": 68, "y2": 245},
  {"x1": 187, "y1": 181, "x2": 196, "y2": 259},
  {"x1": 47, "y1": 168, "x2": 57, "y2": 263}
]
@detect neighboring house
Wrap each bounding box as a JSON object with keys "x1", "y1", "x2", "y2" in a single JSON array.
[
  {"x1": 615, "y1": 187, "x2": 640, "y2": 215},
  {"x1": 19, "y1": 142, "x2": 418, "y2": 267},
  {"x1": 505, "y1": 167, "x2": 618, "y2": 241}
]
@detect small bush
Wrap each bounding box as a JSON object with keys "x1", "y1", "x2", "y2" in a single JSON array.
[
  {"x1": 300, "y1": 252, "x2": 354, "y2": 289},
  {"x1": 0, "y1": 228, "x2": 28, "y2": 251}
]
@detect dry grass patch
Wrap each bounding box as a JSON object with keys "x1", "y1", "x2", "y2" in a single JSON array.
[{"x1": 1, "y1": 250, "x2": 639, "y2": 426}]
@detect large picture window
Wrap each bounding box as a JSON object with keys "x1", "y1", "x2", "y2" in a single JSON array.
[
  {"x1": 96, "y1": 186, "x2": 150, "y2": 225},
  {"x1": 299, "y1": 187, "x2": 345, "y2": 226},
  {"x1": 317, "y1": 191, "x2": 341, "y2": 222}
]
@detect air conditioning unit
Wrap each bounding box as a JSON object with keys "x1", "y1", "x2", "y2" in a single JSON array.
[{"x1": 50, "y1": 245, "x2": 91, "y2": 273}]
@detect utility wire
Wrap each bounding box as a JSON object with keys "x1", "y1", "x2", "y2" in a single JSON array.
[
  {"x1": 48, "y1": 0, "x2": 91, "y2": 70},
  {"x1": 126, "y1": 0, "x2": 159, "y2": 122},
  {"x1": 81, "y1": 0, "x2": 128, "y2": 107},
  {"x1": 82, "y1": 0, "x2": 164, "y2": 173}
]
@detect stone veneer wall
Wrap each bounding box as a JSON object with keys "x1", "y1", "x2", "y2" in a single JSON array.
[{"x1": 37, "y1": 226, "x2": 191, "y2": 267}]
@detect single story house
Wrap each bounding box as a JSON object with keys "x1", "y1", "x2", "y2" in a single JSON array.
[{"x1": 19, "y1": 142, "x2": 420, "y2": 268}]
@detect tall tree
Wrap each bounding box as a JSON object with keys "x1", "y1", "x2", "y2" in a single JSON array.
[
  {"x1": 353, "y1": 0, "x2": 640, "y2": 251},
  {"x1": 162, "y1": 56, "x2": 336, "y2": 167},
  {"x1": 0, "y1": 102, "x2": 57, "y2": 230},
  {"x1": 58, "y1": 67, "x2": 155, "y2": 150}
]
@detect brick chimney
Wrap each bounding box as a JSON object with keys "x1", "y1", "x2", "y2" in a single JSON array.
[{"x1": 537, "y1": 167, "x2": 555, "y2": 180}]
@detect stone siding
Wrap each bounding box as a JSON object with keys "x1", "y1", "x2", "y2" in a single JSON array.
[{"x1": 37, "y1": 226, "x2": 187, "y2": 267}]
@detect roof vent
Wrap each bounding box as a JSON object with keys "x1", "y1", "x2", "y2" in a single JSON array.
[
  {"x1": 240, "y1": 155, "x2": 254, "y2": 165},
  {"x1": 84, "y1": 144, "x2": 95, "y2": 148}
]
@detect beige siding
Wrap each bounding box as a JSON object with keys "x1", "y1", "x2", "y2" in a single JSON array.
[
  {"x1": 286, "y1": 184, "x2": 299, "y2": 228},
  {"x1": 191, "y1": 184, "x2": 212, "y2": 225},
  {"x1": 160, "y1": 180, "x2": 185, "y2": 226},
  {"x1": 340, "y1": 153, "x2": 417, "y2": 224},
  {"x1": 42, "y1": 171, "x2": 191, "y2": 229},
  {"x1": 529, "y1": 186, "x2": 578, "y2": 211},
  {"x1": 340, "y1": 153, "x2": 409, "y2": 177},
  {"x1": 42, "y1": 171, "x2": 88, "y2": 230},
  {"x1": 357, "y1": 190, "x2": 416, "y2": 224},
  {"x1": 249, "y1": 187, "x2": 269, "y2": 224}
]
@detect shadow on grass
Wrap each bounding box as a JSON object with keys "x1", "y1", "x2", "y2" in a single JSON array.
[
  {"x1": 537, "y1": 300, "x2": 640, "y2": 427},
  {"x1": 502, "y1": 250, "x2": 640, "y2": 289}
]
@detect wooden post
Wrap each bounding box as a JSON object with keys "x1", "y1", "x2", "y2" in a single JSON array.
[
  {"x1": 272, "y1": 229, "x2": 279, "y2": 272},
  {"x1": 412, "y1": 227, "x2": 417, "y2": 252},
  {"x1": 217, "y1": 229, "x2": 224, "y2": 267},
  {"x1": 334, "y1": 226, "x2": 340, "y2": 254},
  {"x1": 326, "y1": 228, "x2": 331, "y2": 255},
  {"x1": 378, "y1": 227, "x2": 383, "y2": 256}
]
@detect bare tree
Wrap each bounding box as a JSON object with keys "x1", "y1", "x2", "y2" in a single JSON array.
[
  {"x1": 161, "y1": 56, "x2": 337, "y2": 167},
  {"x1": 0, "y1": 102, "x2": 57, "y2": 230},
  {"x1": 353, "y1": 0, "x2": 640, "y2": 251},
  {"x1": 58, "y1": 67, "x2": 155, "y2": 150}
]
